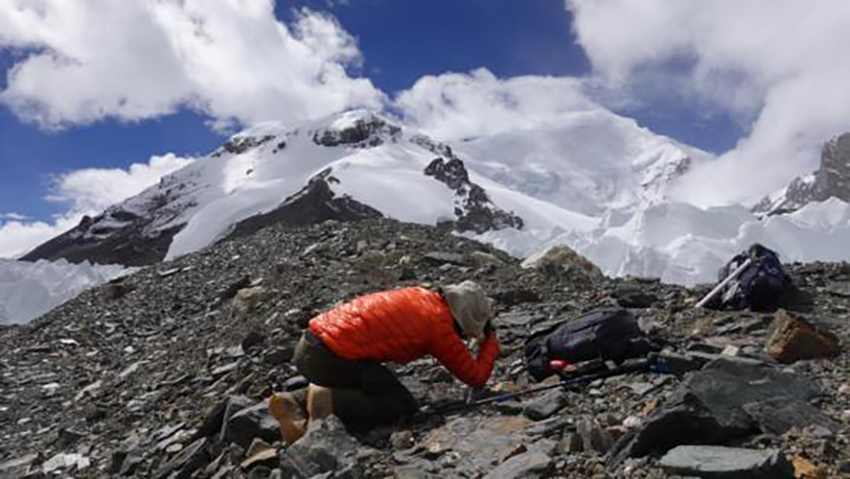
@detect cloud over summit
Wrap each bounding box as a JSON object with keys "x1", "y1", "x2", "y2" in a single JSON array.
[{"x1": 568, "y1": 0, "x2": 850, "y2": 205}]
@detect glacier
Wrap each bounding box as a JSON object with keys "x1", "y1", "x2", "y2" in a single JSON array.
[{"x1": 0, "y1": 259, "x2": 129, "y2": 325}]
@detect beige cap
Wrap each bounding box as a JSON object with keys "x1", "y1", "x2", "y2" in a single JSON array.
[{"x1": 442, "y1": 281, "x2": 493, "y2": 340}]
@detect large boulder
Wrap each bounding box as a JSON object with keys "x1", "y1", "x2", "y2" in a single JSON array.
[
  {"x1": 521, "y1": 245, "x2": 603, "y2": 282},
  {"x1": 607, "y1": 358, "x2": 825, "y2": 468},
  {"x1": 223, "y1": 402, "x2": 281, "y2": 449},
  {"x1": 280, "y1": 415, "x2": 362, "y2": 478}
]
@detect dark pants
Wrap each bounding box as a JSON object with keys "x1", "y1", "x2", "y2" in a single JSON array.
[{"x1": 293, "y1": 331, "x2": 418, "y2": 430}]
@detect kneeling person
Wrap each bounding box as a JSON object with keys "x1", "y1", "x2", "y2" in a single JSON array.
[{"x1": 269, "y1": 281, "x2": 499, "y2": 444}]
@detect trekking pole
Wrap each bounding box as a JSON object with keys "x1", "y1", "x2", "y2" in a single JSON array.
[
  {"x1": 420, "y1": 359, "x2": 653, "y2": 417},
  {"x1": 695, "y1": 258, "x2": 753, "y2": 309}
]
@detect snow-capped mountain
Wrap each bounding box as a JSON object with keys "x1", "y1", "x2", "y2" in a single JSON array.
[
  {"x1": 754, "y1": 132, "x2": 850, "y2": 215},
  {"x1": 22, "y1": 109, "x2": 703, "y2": 269},
  {"x1": 456, "y1": 109, "x2": 709, "y2": 216},
  {"x1": 21, "y1": 112, "x2": 519, "y2": 265}
]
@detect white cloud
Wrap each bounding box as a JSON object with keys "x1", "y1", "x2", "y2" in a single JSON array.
[
  {"x1": 0, "y1": 215, "x2": 82, "y2": 260},
  {"x1": 0, "y1": 213, "x2": 29, "y2": 221},
  {"x1": 0, "y1": 0, "x2": 384, "y2": 129},
  {"x1": 0, "y1": 154, "x2": 192, "y2": 259},
  {"x1": 567, "y1": 0, "x2": 850, "y2": 206},
  {"x1": 47, "y1": 153, "x2": 194, "y2": 214},
  {"x1": 396, "y1": 68, "x2": 599, "y2": 140}
]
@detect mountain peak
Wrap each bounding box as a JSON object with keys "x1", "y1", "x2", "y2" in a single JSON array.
[{"x1": 754, "y1": 132, "x2": 850, "y2": 215}]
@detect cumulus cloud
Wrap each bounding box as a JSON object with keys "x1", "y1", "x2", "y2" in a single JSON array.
[
  {"x1": 0, "y1": 0, "x2": 384, "y2": 129},
  {"x1": 396, "y1": 68, "x2": 599, "y2": 140},
  {"x1": 0, "y1": 154, "x2": 192, "y2": 259},
  {"x1": 47, "y1": 153, "x2": 194, "y2": 214},
  {"x1": 567, "y1": 0, "x2": 850, "y2": 206},
  {"x1": 0, "y1": 215, "x2": 82, "y2": 260}
]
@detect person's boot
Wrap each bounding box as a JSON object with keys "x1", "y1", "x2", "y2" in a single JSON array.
[
  {"x1": 269, "y1": 392, "x2": 306, "y2": 445},
  {"x1": 306, "y1": 384, "x2": 334, "y2": 422}
]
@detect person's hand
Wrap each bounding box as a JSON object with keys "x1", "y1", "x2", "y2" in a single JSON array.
[{"x1": 483, "y1": 320, "x2": 495, "y2": 338}]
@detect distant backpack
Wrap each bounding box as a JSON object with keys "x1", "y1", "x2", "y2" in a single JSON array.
[
  {"x1": 714, "y1": 243, "x2": 789, "y2": 312},
  {"x1": 523, "y1": 308, "x2": 655, "y2": 382}
]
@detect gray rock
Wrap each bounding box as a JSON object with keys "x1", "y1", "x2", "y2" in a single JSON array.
[
  {"x1": 483, "y1": 450, "x2": 552, "y2": 479},
  {"x1": 196, "y1": 395, "x2": 253, "y2": 441},
  {"x1": 495, "y1": 312, "x2": 538, "y2": 327},
  {"x1": 523, "y1": 390, "x2": 566, "y2": 420},
  {"x1": 559, "y1": 433, "x2": 583, "y2": 454},
  {"x1": 393, "y1": 465, "x2": 441, "y2": 479},
  {"x1": 577, "y1": 415, "x2": 612, "y2": 454},
  {"x1": 154, "y1": 437, "x2": 211, "y2": 479},
  {"x1": 607, "y1": 358, "x2": 821, "y2": 468},
  {"x1": 283, "y1": 375, "x2": 309, "y2": 391},
  {"x1": 241, "y1": 330, "x2": 266, "y2": 351},
  {"x1": 0, "y1": 454, "x2": 38, "y2": 477},
  {"x1": 264, "y1": 346, "x2": 295, "y2": 365},
  {"x1": 422, "y1": 252, "x2": 467, "y2": 266},
  {"x1": 741, "y1": 397, "x2": 836, "y2": 436},
  {"x1": 613, "y1": 287, "x2": 659, "y2": 309},
  {"x1": 223, "y1": 402, "x2": 281, "y2": 449},
  {"x1": 492, "y1": 290, "x2": 541, "y2": 307},
  {"x1": 280, "y1": 415, "x2": 361, "y2": 478},
  {"x1": 494, "y1": 400, "x2": 525, "y2": 415},
  {"x1": 246, "y1": 466, "x2": 273, "y2": 479},
  {"x1": 659, "y1": 445, "x2": 794, "y2": 479}
]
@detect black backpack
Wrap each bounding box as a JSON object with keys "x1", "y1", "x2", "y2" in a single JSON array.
[
  {"x1": 523, "y1": 308, "x2": 655, "y2": 382},
  {"x1": 714, "y1": 244, "x2": 789, "y2": 312}
]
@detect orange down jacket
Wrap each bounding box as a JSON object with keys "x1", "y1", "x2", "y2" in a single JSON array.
[{"x1": 309, "y1": 287, "x2": 500, "y2": 389}]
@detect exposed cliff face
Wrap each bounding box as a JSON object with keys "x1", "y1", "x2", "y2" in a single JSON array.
[
  {"x1": 19, "y1": 111, "x2": 533, "y2": 267},
  {"x1": 424, "y1": 157, "x2": 524, "y2": 234},
  {"x1": 225, "y1": 168, "x2": 384, "y2": 241},
  {"x1": 754, "y1": 133, "x2": 850, "y2": 215},
  {"x1": 20, "y1": 187, "x2": 191, "y2": 267}
]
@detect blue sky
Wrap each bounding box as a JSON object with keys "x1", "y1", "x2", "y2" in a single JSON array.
[{"x1": 0, "y1": 0, "x2": 745, "y2": 225}]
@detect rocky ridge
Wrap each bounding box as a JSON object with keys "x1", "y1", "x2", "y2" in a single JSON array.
[
  {"x1": 754, "y1": 132, "x2": 850, "y2": 215},
  {"x1": 1, "y1": 218, "x2": 849, "y2": 478},
  {"x1": 19, "y1": 112, "x2": 525, "y2": 268}
]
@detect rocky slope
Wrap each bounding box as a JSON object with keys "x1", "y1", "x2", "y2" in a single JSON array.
[
  {"x1": 754, "y1": 132, "x2": 850, "y2": 215},
  {"x1": 2, "y1": 218, "x2": 849, "y2": 478}
]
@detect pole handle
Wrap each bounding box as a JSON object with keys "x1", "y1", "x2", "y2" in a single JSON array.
[{"x1": 695, "y1": 258, "x2": 753, "y2": 309}]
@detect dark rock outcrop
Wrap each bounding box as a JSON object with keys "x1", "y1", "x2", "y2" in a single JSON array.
[
  {"x1": 225, "y1": 168, "x2": 384, "y2": 241},
  {"x1": 312, "y1": 114, "x2": 401, "y2": 148},
  {"x1": 607, "y1": 358, "x2": 823, "y2": 467},
  {"x1": 754, "y1": 132, "x2": 850, "y2": 214},
  {"x1": 424, "y1": 157, "x2": 524, "y2": 234},
  {"x1": 21, "y1": 211, "x2": 184, "y2": 267}
]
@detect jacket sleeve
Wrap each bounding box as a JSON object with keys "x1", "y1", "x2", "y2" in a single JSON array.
[{"x1": 429, "y1": 332, "x2": 500, "y2": 389}]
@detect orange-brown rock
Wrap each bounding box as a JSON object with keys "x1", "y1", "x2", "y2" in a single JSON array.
[{"x1": 766, "y1": 310, "x2": 841, "y2": 364}]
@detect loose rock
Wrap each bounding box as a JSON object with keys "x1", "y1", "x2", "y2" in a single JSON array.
[{"x1": 659, "y1": 445, "x2": 794, "y2": 479}]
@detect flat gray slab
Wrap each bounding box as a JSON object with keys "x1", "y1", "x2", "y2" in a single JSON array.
[{"x1": 659, "y1": 445, "x2": 794, "y2": 479}]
